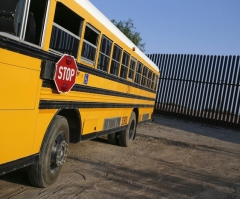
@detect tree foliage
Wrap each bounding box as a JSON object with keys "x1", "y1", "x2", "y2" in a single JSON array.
[{"x1": 111, "y1": 19, "x2": 146, "y2": 52}]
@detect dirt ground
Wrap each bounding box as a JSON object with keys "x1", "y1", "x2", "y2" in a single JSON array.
[{"x1": 0, "y1": 116, "x2": 240, "y2": 199}]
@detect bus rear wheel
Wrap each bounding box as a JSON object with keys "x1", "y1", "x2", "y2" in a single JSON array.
[
  {"x1": 119, "y1": 112, "x2": 136, "y2": 147},
  {"x1": 28, "y1": 115, "x2": 69, "y2": 188}
]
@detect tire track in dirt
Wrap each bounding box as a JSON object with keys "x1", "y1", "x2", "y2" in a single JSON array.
[{"x1": 0, "y1": 187, "x2": 28, "y2": 199}]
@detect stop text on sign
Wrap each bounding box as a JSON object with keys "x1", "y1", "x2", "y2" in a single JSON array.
[{"x1": 58, "y1": 66, "x2": 75, "y2": 81}]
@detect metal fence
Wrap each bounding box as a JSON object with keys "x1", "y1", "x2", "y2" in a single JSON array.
[{"x1": 147, "y1": 54, "x2": 240, "y2": 130}]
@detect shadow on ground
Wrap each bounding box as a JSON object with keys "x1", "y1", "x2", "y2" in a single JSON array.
[{"x1": 152, "y1": 116, "x2": 240, "y2": 145}]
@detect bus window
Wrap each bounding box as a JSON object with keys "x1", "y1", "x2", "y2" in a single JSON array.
[
  {"x1": 50, "y1": 2, "x2": 83, "y2": 58},
  {"x1": 151, "y1": 74, "x2": 156, "y2": 90},
  {"x1": 23, "y1": 0, "x2": 48, "y2": 45},
  {"x1": 154, "y1": 75, "x2": 159, "y2": 90},
  {"x1": 147, "y1": 70, "x2": 152, "y2": 88},
  {"x1": 98, "y1": 35, "x2": 112, "y2": 72},
  {"x1": 134, "y1": 62, "x2": 143, "y2": 84},
  {"x1": 0, "y1": 0, "x2": 25, "y2": 37},
  {"x1": 110, "y1": 44, "x2": 122, "y2": 76},
  {"x1": 128, "y1": 57, "x2": 136, "y2": 80},
  {"x1": 120, "y1": 51, "x2": 130, "y2": 79},
  {"x1": 81, "y1": 24, "x2": 99, "y2": 64},
  {"x1": 141, "y1": 66, "x2": 148, "y2": 86},
  {"x1": 0, "y1": 0, "x2": 48, "y2": 46}
]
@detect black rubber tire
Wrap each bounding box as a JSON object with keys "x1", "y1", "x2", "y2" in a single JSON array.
[
  {"x1": 119, "y1": 112, "x2": 136, "y2": 147},
  {"x1": 28, "y1": 115, "x2": 69, "y2": 188},
  {"x1": 108, "y1": 132, "x2": 119, "y2": 145}
]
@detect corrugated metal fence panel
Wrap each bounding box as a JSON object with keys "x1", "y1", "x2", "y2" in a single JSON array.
[{"x1": 147, "y1": 54, "x2": 240, "y2": 130}]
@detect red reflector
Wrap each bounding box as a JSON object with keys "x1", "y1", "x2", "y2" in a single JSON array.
[
  {"x1": 61, "y1": 83, "x2": 68, "y2": 92},
  {"x1": 66, "y1": 56, "x2": 72, "y2": 65}
]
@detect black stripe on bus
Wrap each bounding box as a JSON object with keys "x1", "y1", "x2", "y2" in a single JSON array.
[
  {"x1": 39, "y1": 100, "x2": 154, "y2": 109},
  {"x1": 77, "y1": 64, "x2": 155, "y2": 93},
  {"x1": 0, "y1": 154, "x2": 39, "y2": 176},
  {"x1": 0, "y1": 35, "x2": 156, "y2": 94},
  {"x1": 42, "y1": 80, "x2": 155, "y2": 102},
  {"x1": 80, "y1": 125, "x2": 128, "y2": 141}
]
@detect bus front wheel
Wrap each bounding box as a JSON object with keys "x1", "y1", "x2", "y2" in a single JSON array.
[
  {"x1": 119, "y1": 112, "x2": 136, "y2": 147},
  {"x1": 28, "y1": 115, "x2": 69, "y2": 188}
]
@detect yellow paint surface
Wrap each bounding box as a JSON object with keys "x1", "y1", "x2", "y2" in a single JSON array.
[
  {"x1": 31, "y1": 109, "x2": 58, "y2": 153},
  {"x1": 0, "y1": 50, "x2": 42, "y2": 164}
]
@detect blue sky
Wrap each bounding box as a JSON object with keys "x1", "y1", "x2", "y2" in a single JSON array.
[{"x1": 90, "y1": 0, "x2": 240, "y2": 56}]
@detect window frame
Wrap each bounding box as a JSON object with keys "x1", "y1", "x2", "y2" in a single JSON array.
[
  {"x1": 151, "y1": 73, "x2": 156, "y2": 90},
  {"x1": 120, "y1": 51, "x2": 130, "y2": 79},
  {"x1": 154, "y1": 75, "x2": 159, "y2": 90},
  {"x1": 0, "y1": 0, "x2": 50, "y2": 49},
  {"x1": 134, "y1": 61, "x2": 143, "y2": 84},
  {"x1": 81, "y1": 23, "x2": 100, "y2": 65},
  {"x1": 110, "y1": 44, "x2": 122, "y2": 76},
  {"x1": 147, "y1": 70, "x2": 153, "y2": 88},
  {"x1": 128, "y1": 57, "x2": 137, "y2": 80},
  {"x1": 49, "y1": 1, "x2": 83, "y2": 58},
  {"x1": 141, "y1": 66, "x2": 148, "y2": 87},
  {"x1": 49, "y1": 22, "x2": 81, "y2": 57},
  {"x1": 97, "y1": 35, "x2": 113, "y2": 72}
]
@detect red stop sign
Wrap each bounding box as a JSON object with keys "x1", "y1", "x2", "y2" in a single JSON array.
[{"x1": 54, "y1": 54, "x2": 78, "y2": 93}]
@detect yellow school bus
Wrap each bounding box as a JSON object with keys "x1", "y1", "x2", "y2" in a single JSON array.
[{"x1": 0, "y1": 0, "x2": 159, "y2": 187}]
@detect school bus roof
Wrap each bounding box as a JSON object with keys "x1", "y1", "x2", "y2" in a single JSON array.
[{"x1": 74, "y1": 0, "x2": 159, "y2": 72}]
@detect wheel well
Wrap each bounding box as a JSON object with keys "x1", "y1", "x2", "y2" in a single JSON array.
[
  {"x1": 133, "y1": 108, "x2": 139, "y2": 124},
  {"x1": 58, "y1": 109, "x2": 81, "y2": 143}
]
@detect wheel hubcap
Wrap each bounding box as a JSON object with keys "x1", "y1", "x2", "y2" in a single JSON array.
[{"x1": 50, "y1": 132, "x2": 68, "y2": 174}]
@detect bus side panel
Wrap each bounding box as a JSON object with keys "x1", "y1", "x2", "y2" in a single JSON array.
[
  {"x1": 0, "y1": 50, "x2": 41, "y2": 110},
  {"x1": 0, "y1": 110, "x2": 38, "y2": 164},
  {"x1": 80, "y1": 108, "x2": 132, "y2": 135},
  {"x1": 139, "y1": 107, "x2": 154, "y2": 122},
  {"x1": 0, "y1": 49, "x2": 42, "y2": 164},
  {"x1": 31, "y1": 109, "x2": 58, "y2": 154}
]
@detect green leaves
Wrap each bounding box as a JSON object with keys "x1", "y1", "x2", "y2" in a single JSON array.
[{"x1": 111, "y1": 19, "x2": 146, "y2": 52}]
